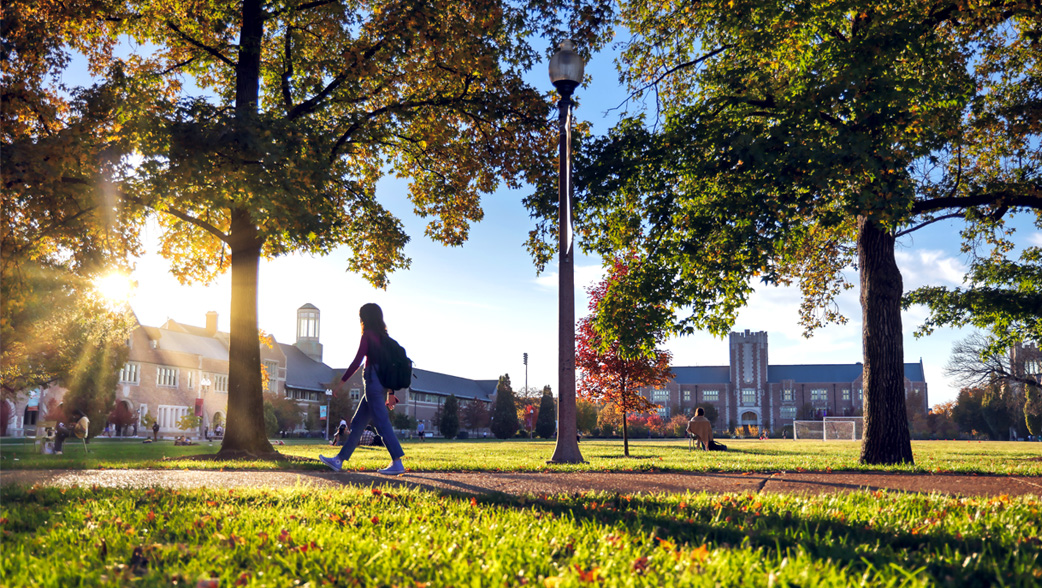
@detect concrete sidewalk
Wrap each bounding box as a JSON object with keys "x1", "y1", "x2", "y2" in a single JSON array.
[{"x1": 3, "y1": 468, "x2": 1041, "y2": 497}]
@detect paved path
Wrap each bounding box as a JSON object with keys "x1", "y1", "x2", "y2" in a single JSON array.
[{"x1": 3, "y1": 469, "x2": 1041, "y2": 497}]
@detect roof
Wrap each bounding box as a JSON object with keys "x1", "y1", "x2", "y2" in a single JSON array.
[
  {"x1": 671, "y1": 366, "x2": 731, "y2": 385},
  {"x1": 279, "y1": 343, "x2": 336, "y2": 392},
  {"x1": 409, "y1": 368, "x2": 496, "y2": 401},
  {"x1": 671, "y1": 363, "x2": 927, "y2": 385},
  {"x1": 151, "y1": 327, "x2": 229, "y2": 360},
  {"x1": 299, "y1": 303, "x2": 319, "y2": 310}
]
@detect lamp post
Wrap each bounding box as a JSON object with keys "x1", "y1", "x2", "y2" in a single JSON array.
[
  {"x1": 548, "y1": 40, "x2": 585, "y2": 464},
  {"x1": 325, "y1": 388, "x2": 333, "y2": 441},
  {"x1": 523, "y1": 352, "x2": 529, "y2": 396}
]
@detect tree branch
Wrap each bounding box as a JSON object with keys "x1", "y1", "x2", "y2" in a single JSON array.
[
  {"x1": 616, "y1": 45, "x2": 732, "y2": 111},
  {"x1": 166, "y1": 20, "x2": 235, "y2": 67},
  {"x1": 281, "y1": 27, "x2": 295, "y2": 113},
  {"x1": 895, "y1": 212, "x2": 966, "y2": 237},
  {"x1": 120, "y1": 194, "x2": 232, "y2": 244},
  {"x1": 911, "y1": 187, "x2": 1042, "y2": 215}
]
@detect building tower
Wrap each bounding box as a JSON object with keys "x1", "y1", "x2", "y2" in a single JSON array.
[
  {"x1": 729, "y1": 329, "x2": 769, "y2": 430},
  {"x1": 295, "y1": 303, "x2": 323, "y2": 362}
]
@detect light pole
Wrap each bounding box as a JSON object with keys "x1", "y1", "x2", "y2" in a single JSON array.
[
  {"x1": 548, "y1": 39, "x2": 585, "y2": 464},
  {"x1": 324, "y1": 388, "x2": 333, "y2": 441},
  {"x1": 523, "y1": 352, "x2": 529, "y2": 396}
]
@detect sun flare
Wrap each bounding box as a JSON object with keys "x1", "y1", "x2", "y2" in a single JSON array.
[{"x1": 93, "y1": 272, "x2": 136, "y2": 305}]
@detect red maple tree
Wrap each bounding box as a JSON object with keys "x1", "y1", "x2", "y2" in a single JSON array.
[{"x1": 576, "y1": 260, "x2": 674, "y2": 456}]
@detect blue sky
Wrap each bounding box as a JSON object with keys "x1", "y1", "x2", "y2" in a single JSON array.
[{"x1": 114, "y1": 39, "x2": 1040, "y2": 407}]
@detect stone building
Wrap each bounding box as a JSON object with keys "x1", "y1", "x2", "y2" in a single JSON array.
[{"x1": 639, "y1": 329, "x2": 929, "y2": 432}]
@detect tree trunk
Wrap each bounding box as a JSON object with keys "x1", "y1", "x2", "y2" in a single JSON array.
[
  {"x1": 219, "y1": 210, "x2": 274, "y2": 456},
  {"x1": 858, "y1": 215, "x2": 914, "y2": 465},
  {"x1": 622, "y1": 411, "x2": 629, "y2": 457},
  {"x1": 218, "y1": 0, "x2": 274, "y2": 457}
]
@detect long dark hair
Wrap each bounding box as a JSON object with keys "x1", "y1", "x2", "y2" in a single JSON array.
[{"x1": 359, "y1": 303, "x2": 387, "y2": 334}]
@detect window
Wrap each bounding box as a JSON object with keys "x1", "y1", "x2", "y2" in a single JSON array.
[
  {"x1": 157, "y1": 367, "x2": 178, "y2": 387},
  {"x1": 842, "y1": 388, "x2": 850, "y2": 401},
  {"x1": 186, "y1": 371, "x2": 194, "y2": 390},
  {"x1": 857, "y1": 388, "x2": 863, "y2": 401},
  {"x1": 742, "y1": 389, "x2": 756, "y2": 405},
  {"x1": 702, "y1": 390, "x2": 719, "y2": 401},
  {"x1": 298, "y1": 310, "x2": 319, "y2": 339},
  {"x1": 684, "y1": 390, "x2": 692, "y2": 402},
  {"x1": 657, "y1": 406, "x2": 670, "y2": 419},
  {"x1": 782, "y1": 389, "x2": 794, "y2": 402},
  {"x1": 413, "y1": 391, "x2": 442, "y2": 404},
  {"x1": 780, "y1": 405, "x2": 796, "y2": 419},
  {"x1": 214, "y1": 375, "x2": 228, "y2": 393},
  {"x1": 119, "y1": 363, "x2": 140, "y2": 384},
  {"x1": 350, "y1": 388, "x2": 361, "y2": 401},
  {"x1": 264, "y1": 360, "x2": 279, "y2": 393},
  {"x1": 810, "y1": 388, "x2": 827, "y2": 403},
  {"x1": 652, "y1": 388, "x2": 670, "y2": 403}
]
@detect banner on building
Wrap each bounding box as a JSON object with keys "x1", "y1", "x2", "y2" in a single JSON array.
[
  {"x1": 195, "y1": 398, "x2": 203, "y2": 417},
  {"x1": 320, "y1": 405, "x2": 327, "y2": 420}
]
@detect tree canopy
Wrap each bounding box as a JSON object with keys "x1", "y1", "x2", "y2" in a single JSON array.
[
  {"x1": 527, "y1": 0, "x2": 1041, "y2": 465},
  {"x1": 3, "y1": 0, "x2": 615, "y2": 455},
  {"x1": 575, "y1": 259, "x2": 673, "y2": 456}
]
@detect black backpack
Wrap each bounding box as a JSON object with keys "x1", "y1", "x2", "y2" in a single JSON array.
[{"x1": 376, "y1": 334, "x2": 413, "y2": 391}]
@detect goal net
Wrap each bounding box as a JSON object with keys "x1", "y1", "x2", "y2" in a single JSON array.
[
  {"x1": 793, "y1": 417, "x2": 863, "y2": 440},
  {"x1": 792, "y1": 420, "x2": 823, "y2": 440}
]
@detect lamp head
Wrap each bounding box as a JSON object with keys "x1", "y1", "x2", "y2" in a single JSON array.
[{"x1": 549, "y1": 40, "x2": 584, "y2": 96}]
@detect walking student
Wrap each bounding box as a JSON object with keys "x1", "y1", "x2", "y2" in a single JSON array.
[{"x1": 319, "y1": 303, "x2": 405, "y2": 475}]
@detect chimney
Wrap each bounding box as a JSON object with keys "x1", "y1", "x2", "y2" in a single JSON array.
[{"x1": 205, "y1": 311, "x2": 218, "y2": 336}]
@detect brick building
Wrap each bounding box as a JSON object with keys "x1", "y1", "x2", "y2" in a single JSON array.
[
  {"x1": 638, "y1": 329, "x2": 930, "y2": 432},
  {"x1": 6, "y1": 304, "x2": 494, "y2": 439}
]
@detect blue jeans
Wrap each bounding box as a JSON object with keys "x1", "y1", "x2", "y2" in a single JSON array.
[{"x1": 336, "y1": 368, "x2": 404, "y2": 461}]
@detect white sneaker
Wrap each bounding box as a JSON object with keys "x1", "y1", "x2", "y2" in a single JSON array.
[
  {"x1": 378, "y1": 461, "x2": 405, "y2": 476},
  {"x1": 319, "y1": 455, "x2": 342, "y2": 472}
]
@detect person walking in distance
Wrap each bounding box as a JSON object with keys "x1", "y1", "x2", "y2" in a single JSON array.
[{"x1": 319, "y1": 303, "x2": 406, "y2": 475}]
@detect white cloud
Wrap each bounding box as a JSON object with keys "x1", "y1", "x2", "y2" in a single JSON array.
[{"x1": 895, "y1": 249, "x2": 967, "y2": 289}]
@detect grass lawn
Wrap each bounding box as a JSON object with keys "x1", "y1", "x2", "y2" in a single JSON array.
[
  {"x1": 4, "y1": 438, "x2": 1041, "y2": 586},
  {"x1": 3, "y1": 484, "x2": 1040, "y2": 587},
  {"x1": 2, "y1": 437, "x2": 1041, "y2": 475}
]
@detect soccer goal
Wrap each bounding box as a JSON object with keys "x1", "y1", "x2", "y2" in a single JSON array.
[
  {"x1": 793, "y1": 417, "x2": 863, "y2": 440},
  {"x1": 792, "y1": 420, "x2": 823, "y2": 440}
]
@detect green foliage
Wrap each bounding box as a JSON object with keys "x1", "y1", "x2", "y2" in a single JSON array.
[
  {"x1": 491, "y1": 375, "x2": 519, "y2": 439},
  {"x1": 265, "y1": 392, "x2": 301, "y2": 434},
  {"x1": 700, "y1": 404, "x2": 720, "y2": 427},
  {"x1": 534, "y1": 390, "x2": 557, "y2": 439},
  {"x1": 390, "y1": 410, "x2": 415, "y2": 432},
  {"x1": 439, "y1": 395, "x2": 460, "y2": 440},
  {"x1": 905, "y1": 251, "x2": 1042, "y2": 355},
  {"x1": 174, "y1": 414, "x2": 202, "y2": 433},
  {"x1": 262, "y1": 401, "x2": 278, "y2": 438},
  {"x1": 1025, "y1": 384, "x2": 1042, "y2": 437},
  {"x1": 139, "y1": 411, "x2": 156, "y2": 429},
  {"x1": 575, "y1": 400, "x2": 599, "y2": 435}
]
